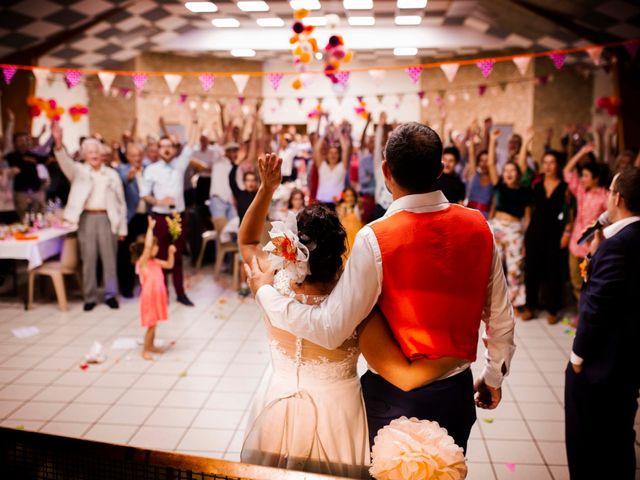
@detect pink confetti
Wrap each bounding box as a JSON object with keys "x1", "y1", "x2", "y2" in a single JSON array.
[
  {"x1": 65, "y1": 70, "x2": 82, "y2": 88},
  {"x1": 476, "y1": 59, "x2": 495, "y2": 78},
  {"x1": 2, "y1": 66, "x2": 17, "y2": 85},
  {"x1": 131, "y1": 73, "x2": 148, "y2": 91},
  {"x1": 404, "y1": 66, "x2": 422, "y2": 84},
  {"x1": 549, "y1": 52, "x2": 567, "y2": 70},
  {"x1": 267, "y1": 73, "x2": 284, "y2": 91},
  {"x1": 334, "y1": 71, "x2": 350, "y2": 86},
  {"x1": 199, "y1": 74, "x2": 214, "y2": 92},
  {"x1": 505, "y1": 463, "x2": 516, "y2": 473}
]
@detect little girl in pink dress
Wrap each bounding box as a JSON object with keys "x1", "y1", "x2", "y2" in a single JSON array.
[{"x1": 134, "y1": 217, "x2": 176, "y2": 360}]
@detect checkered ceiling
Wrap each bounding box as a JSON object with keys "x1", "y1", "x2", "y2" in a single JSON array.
[{"x1": 1, "y1": 0, "x2": 639, "y2": 69}]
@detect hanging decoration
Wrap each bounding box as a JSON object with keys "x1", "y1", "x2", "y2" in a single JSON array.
[
  {"x1": 308, "y1": 101, "x2": 323, "y2": 119},
  {"x1": 97, "y1": 71, "x2": 116, "y2": 93},
  {"x1": 27, "y1": 97, "x2": 45, "y2": 118},
  {"x1": 549, "y1": 52, "x2": 566, "y2": 70},
  {"x1": 334, "y1": 70, "x2": 350, "y2": 87},
  {"x1": 624, "y1": 41, "x2": 638, "y2": 59},
  {"x1": 231, "y1": 74, "x2": 250, "y2": 95},
  {"x1": 27, "y1": 97, "x2": 65, "y2": 121},
  {"x1": 267, "y1": 73, "x2": 284, "y2": 91},
  {"x1": 69, "y1": 104, "x2": 89, "y2": 122},
  {"x1": 32, "y1": 68, "x2": 50, "y2": 87},
  {"x1": 354, "y1": 98, "x2": 368, "y2": 120},
  {"x1": 376, "y1": 94, "x2": 384, "y2": 105},
  {"x1": 64, "y1": 70, "x2": 82, "y2": 89},
  {"x1": 323, "y1": 15, "x2": 353, "y2": 85},
  {"x1": 199, "y1": 74, "x2": 215, "y2": 92},
  {"x1": 132, "y1": 73, "x2": 148, "y2": 91},
  {"x1": 178, "y1": 94, "x2": 188, "y2": 104},
  {"x1": 586, "y1": 47, "x2": 604, "y2": 66},
  {"x1": 290, "y1": 8, "x2": 318, "y2": 90},
  {"x1": 536, "y1": 74, "x2": 551, "y2": 86},
  {"x1": 417, "y1": 90, "x2": 425, "y2": 100},
  {"x1": 296, "y1": 97, "x2": 304, "y2": 106},
  {"x1": 440, "y1": 63, "x2": 459, "y2": 83},
  {"x1": 238, "y1": 96, "x2": 245, "y2": 105},
  {"x1": 512, "y1": 56, "x2": 531, "y2": 76},
  {"x1": 164, "y1": 73, "x2": 182, "y2": 93},
  {"x1": 478, "y1": 84, "x2": 488, "y2": 96},
  {"x1": 476, "y1": 59, "x2": 496, "y2": 78},
  {"x1": 2, "y1": 65, "x2": 17, "y2": 85},
  {"x1": 595, "y1": 95, "x2": 621, "y2": 116},
  {"x1": 405, "y1": 66, "x2": 423, "y2": 84}
]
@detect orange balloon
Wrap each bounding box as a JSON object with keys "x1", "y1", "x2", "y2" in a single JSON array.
[
  {"x1": 292, "y1": 78, "x2": 302, "y2": 90},
  {"x1": 294, "y1": 46, "x2": 302, "y2": 55},
  {"x1": 300, "y1": 52, "x2": 311, "y2": 63}
]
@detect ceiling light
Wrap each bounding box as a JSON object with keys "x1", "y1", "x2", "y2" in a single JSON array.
[
  {"x1": 393, "y1": 47, "x2": 418, "y2": 56},
  {"x1": 185, "y1": 2, "x2": 218, "y2": 13},
  {"x1": 395, "y1": 15, "x2": 422, "y2": 25},
  {"x1": 303, "y1": 16, "x2": 327, "y2": 26},
  {"x1": 212, "y1": 18, "x2": 240, "y2": 27},
  {"x1": 343, "y1": 0, "x2": 372, "y2": 9},
  {"x1": 348, "y1": 16, "x2": 375, "y2": 26},
  {"x1": 231, "y1": 48, "x2": 256, "y2": 57},
  {"x1": 290, "y1": 0, "x2": 321, "y2": 10},
  {"x1": 237, "y1": 1, "x2": 269, "y2": 12},
  {"x1": 397, "y1": 0, "x2": 428, "y2": 8},
  {"x1": 256, "y1": 17, "x2": 285, "y2": 27}
]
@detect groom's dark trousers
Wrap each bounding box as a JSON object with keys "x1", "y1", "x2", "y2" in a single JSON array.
[{"x1": 361, "y1": 368, "x2": 476, "y2": 452}]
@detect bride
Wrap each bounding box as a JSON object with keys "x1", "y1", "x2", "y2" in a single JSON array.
[{"x1": 239, "y1": 153, "x2": 465, "y2": 479}]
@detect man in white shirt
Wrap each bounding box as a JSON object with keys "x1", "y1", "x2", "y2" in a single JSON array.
[
  {"x1": 208, "y1": 143, "x2": 240, "y2": 223},
  {"x1": 192, "y1": 134, "x2": 224, "y2": 206}
]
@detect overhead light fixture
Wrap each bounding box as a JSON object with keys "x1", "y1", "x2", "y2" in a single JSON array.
[
  {"x1": 290, "y1": 0, "x2": 321, "y2": 10},
  {"x1": 256, "y1": 17, "x2": 285, "y2": 27},
  {"x1": 343, "y1": 0, "x2": 372, "y2": 9},
  {"x1": 348, "y1": 16, "x2": 375, "y2": 26},
  {"x1": 237, "y1": 1, "x2": 269, "y2": 12},
  {"x1": 212, "y1": 18, "x2": 240, "y2": 27},
  {"x1": 395, "y1": 15, "x2": 422, "y2": 25},
  {"x1": 303, "y1": 16, "x2": 327, "y2": 26},
  {"x1": 393, "y1": 47, "x2": 418, "y2": 56},
  {"x1": 185, "y1": 1, "x2": 218, "y2": 13},
  {"x1": 231, "y1": 48, "x2": 256, "y2": 57},
  {"x1": 397, "y1": 0, "x2": 427, "y2": 8}
]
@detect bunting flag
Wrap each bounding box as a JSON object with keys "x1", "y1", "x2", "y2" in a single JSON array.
[
  {"x1": 447, "y1": 93, "x2": 457, "y2": 103},
  {"x1": 440, "y1": 63, "x2": 459, "y2": 83},
  {"x1": 189, "y1": 100, "x2": 198, "y2": 110},
  {"x1": 97, "y1": 71, "x2": 115, "y2": 93},
  {"x1": 163, "y1": 96, "x2": 171, "y2": 106},
  {"x1": 376, "y1": 94, "x2": 384, "y2": 105},
  {"x1": 536, "y1": 74, "x2": 550, "y2": 86},
  {"x1": 32, "y1": 68, "x2": 50, "y2": 86},
  {"x1": 238, "y1": 96, "x2": 245, "y2": 105},
  {"x1": 267, "y1": 73, "x2": 284, "y2": 91},
  {"x1": 417, "y1": 90, "x2": 425, "y2": 99},
  {"x1": 623, "y1": 41, "x2": 638, "y2": 59},
  {"x1": 356, "y1": 95, "x2": 363, "y2": 103},
  {"x1": 199, "y1": 74, "x2": 215, "y2": 92},
  {"x1": 512, "y1": 56, "x2": 531, "y2": 76},
  {"x1": 335, "y1": 70, "x2": 350, "y2": 86},
  {"x1": 336, "y1": 95, "x2": 344, "y2": 106},
  {"x1": 296, "y1": 97, "x2": 304, "y2": 106},
  {"x1": 478, "y1": 84, "x2": 488, "y2": 96},
  {"x1": 586, "y1": 47, "x2": 604, "y2": 66},
  {"x1": 368, "y1": 69, "x2": 385, "y2": 85},
  {"x1": 498, "y1": 81, "x2": 508, "y2": 92},
  {"x1": 231, "y1": 74, "x2": 250, "y2": 94},
  {"x1": 164, "y1": 73, "x2": 182, "y2": 93},
  {"x1": 132, "y1": 73, "x2": 148, "y2": 91},
  {"x1": 476, "y1": 59, "x2": 496, "y2": 78},
  {"x1": 549, "y1": 52, "x2": 567, "y2": 70},
  {"x1": 2, "y1": 65, "x2": 17, "y2": 85},
  {"x1": 65, "y1": 70, "x2": 82, "y2": 89},
  {"x1": 405, "y1": 66, "x2": 423, "y2": 84},
  {"x1": 178, "y1": 93, "x2": 188, "y2": 104},
  {"x1": 421, "y1": 96, "x2": 429, "y2": 107}
]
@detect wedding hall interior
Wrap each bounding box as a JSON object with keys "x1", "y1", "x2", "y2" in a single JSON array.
[{"x1": 1, "y1": 1, "x2": 639, "y2": 479}]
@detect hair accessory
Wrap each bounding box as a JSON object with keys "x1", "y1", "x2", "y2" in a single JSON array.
[{"x1": 263, "y1": 212, "x2": 310, "y2": 283}]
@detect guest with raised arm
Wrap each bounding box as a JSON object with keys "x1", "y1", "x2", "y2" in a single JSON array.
[
  {"x1": 313, "y1": 120, "x2": 350, "y2": 209},
  {"x1": 463, "y1": 136, "x2": 494, "y2": 219},
  {"x1": 432, "y1": 146, "x2": 466, "y2": 204}
]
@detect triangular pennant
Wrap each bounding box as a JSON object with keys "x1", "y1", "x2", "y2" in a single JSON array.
[
  {"x1": 421, "y1": 96, "x2": 429, "y2": 108},
  {"x1": 231, "y1": 74, "x2": 250, "y2": 94},
  {"x1": 586, "y1": 47, "x2": 604, "y2": 66},
  {"x1": 356, "y1": 96, "x2": 363, "y2": 103},
  {"x1": 536, "y1": 75, "x2": 550, "y2": 86},
  {"x1": 32, "y1": 67, "x2": 50, "y2": 86},
  {"x1": 336, "y1": 95, "x2": 344, "y2": 106},
  {"x1": 376, "y1": 94, "x2": 384, "y2": 105},
  {"x1": 405, "y1": 66, "x2": 422, "y2": 84},
  {"x1": 131, "y1": 73, "x2": 148, "y2": 91},
  {"x1": 199, "y1": 74, "x2": 215, "y2": 92},
  {"x1": 267, "y1": 73, "x2": 284, "y2": 91},
  {"x1": 65, "y1": 70, "x2": 82, "y2": 89},
  {"x1": 549, "y1": 51, "x2": 567, "y2": 70},
  {"x1": 478, "y1": 84, "x2": 488, "y2": 96},
  {"x1": 417, "y1": 90, "x2": 425, "y2": 99},
  {"x1": 164, "y1": 74, "x2": 182, "y2": 93},
  {"x1": 97, "y1": 71, "x2": 115, "y2": 93},
  {"x1": 296, "y1": 97, "x2": 304, "y2": 106},
  {"x1": 276, "y1": 97, "x2": 284, "y2": 108},
  {"x1": 2, "y1": 66, "x2": 17, "y2": 85},
  {"x1": 335, "y1": 71, "x2": 350, "y2": 86},
  {"x1": 512, "y1": 56, "x2": 531, "y2": 76},
  {"x1": 440, "y1": 63, "x2": 459, "y2": 83},
  {"x1": 498, "y1": 81, "x2": 508, "y2": 92},
  {"x1": 163, "y1": 96, "x2": 171, "y2": 106},
  {"x1": 624, "y1": 41, "x2": 638, "y2": 59},
  {"x1": 317, "y1": 97, "x2": 323, "y2": 106},
  {"x1": 476, "y1": 60, "x2": 495, "y2": 78},
  {"x1": 178, "y1": 94, "x2": 188, "y2": 105},
  {"x1": 238, "y1": 96, "x2": 245, "y2": 105},
  {"x1": 368, "y1": 69, "x2": 385, "y2": 85}
]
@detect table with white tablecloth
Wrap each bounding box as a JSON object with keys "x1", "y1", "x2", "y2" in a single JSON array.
[{"x1": 0, "y1": 227, "x2": 76, "y2": 270}]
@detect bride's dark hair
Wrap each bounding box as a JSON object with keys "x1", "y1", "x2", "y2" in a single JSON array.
[{"x1": 297, "y1": 204, "x2": 346, "y2": 284}]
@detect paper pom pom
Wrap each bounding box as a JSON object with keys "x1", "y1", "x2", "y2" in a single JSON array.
[
  {"x1": 332, "y1": 48, "x2": 345, "y2": 60},
  {"x1": 294, "y1": 45, "x2": 302, "y2": 55},
  {"x1": 343, "y1": 50, "x2": 353, "y2": 63},
  {"x1": 325, "y1": 13, "x2": 340, "y2": 28},
  {"x1": 304, "y1": 25, "x2": 315, "y2": 34},
  {"x1": 289, "y1": 34, "x2": 299, "y2": 44},
  {"x1": 300, "y1": 52, "x2": 311, "y2": 63},
  {"x1": 293, "y1": 22, "x2": 304, "y2": 34},
  {"x1": 292, "y1": 78, "x2": 302, "y2": 90},
  {"x1": 309, "y1": 38, "x2": 319, "y2": 52},
  {"x1": 29, "y1": 106, "x2": 41, "y2": 118},
  {"x1": 329, "y1": 35, "x2": 340, "y2": 47},
  {"x1": 293, "y1": 8, "x2": 309, "y2": 20}
]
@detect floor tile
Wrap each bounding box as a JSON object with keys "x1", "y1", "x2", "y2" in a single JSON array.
[
  {"x1": 177, "y1": 428, "x2": 235, "y2": 452},
  {"x1": 0, "y1": 419, "x2": 44, "y2": 431},
  {"x1": 480, "y1": 419, "x2": 532, "y2": 440},
  {"x1": 173, "y1": 376, "x2": 219, "y2": 392},
  {"x1": 478, "y1": 402, "x2": 522, "y2": 421},
  {"x1": 0, "y1": 384, "x2": 43, "y2": 401},
  {"x1": 117, "y1": 388, "x2": 168, "y2": 407},
  {"x1": 40, "y1": 421, "x2": 91, "y2": 437},
  {"x1": 0, "y1": 400, "x2": 23, "y2": 419},
  {"x1": 526, "y1": 421, "x2": 565, "y2": 442},
  {"x1": 192, "y1": 409, "x2": 245, "y2": 430},
  {"x1": 466, "y1": 438, "x2": 490, "y2": 463},
  {"x1": 13, "y1": 369, "x2": 62, "y2": 385},
  {"x1": 485, "y1": 439, "x2": 544, "y2": 464},
  {"x1": 129, "y1": 426, "x2": 186, "y2": 450},
  {"x1": 53, "y1": 403, "x2": 109, "y2": 423},
  {"x1": 537, "y1": 441, "x2": 568, "y2": 465},
  {"x1": 204, "y1": 392, "x2": 252, "y2": 410},
  {"x1": 32, "y1": 385, "x2": 84, "y2": 403},
  {"x1": 494, "y1": 464, "x2": 552, "y2": 480},
  {"x1": 510, "y1": 385, "x2": 559, "y2": 403},
  {"x1": 466, "y1": 463, "x2": 496, "y2": 480},
  {"x1": 518, "y1": 402, "x2": 564, "y2": 421},
  {"x1": 75, "y1": 387, "x2": 126, "y2": 404},
  {"x1": 0, "y1": 369, "x2": 29, "y2": 383},
  {"x1": 8, "y1": 401, "x2": 66, "y2": 421},
  {"x1": 84, "y1": 424, "x2": 138, "y2": 444},
  {"x1": 160, "y1": 390, "x2": 208, "y2": 409},
  {"x1": 145, "y1": 407, "x2": 198, "y2": 427},
  {"x1": 548, "y1": 465, "x2": 570, "y2": 480},
  {"x1": 92, "y1": 373, "x2": 140, "y2": 388},
  {"x1": 54, "y1": 371, "x2": 101, "y2": 387},
  {"x1": 133, "y1": 374, "x2": 179, "y2": 390},
  {"x1": 100, "y1": 405, "x2": 153, "y2": 425}
]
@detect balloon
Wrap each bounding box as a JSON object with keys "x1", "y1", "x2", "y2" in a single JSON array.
[
  {"x1": 300, "y1": 52, "x2": 311, "y2": 63},
  {"x1": 292, "y1": 78, "x2": 302, "y2": 90},
  {"x1": 344, "y1": 50, "x2": 353, "y2": 63},
  {"x1": 293, "y1": 22, "x2": 304, "y2": 34}
]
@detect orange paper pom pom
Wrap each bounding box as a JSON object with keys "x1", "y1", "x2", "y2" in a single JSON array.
[
  {"x1": 293, "y1": 8, "x2": 309, "y2": 20},
  {"x1": 289, "y1": 34, "x2": 299, "y2": 44},
  {"x1": 337, "y1": 35, "x2": 344, "y2": 46},
  {"x1": 300, "y1": 52, "x2": 311, "y2": 63},
  {"x1": 344, "y1": 50, "x2": 353, "y2": 63},
  {"x1": 304, "y1": 25, "x2": 315, "y2": 34},
  {"x1": 309, "y1": 38, "x2": 319, "y2": 53},
  {"x1": 292, "y1": 78, "x2": 302, "y2": 90},
  {"x1": 294, "y1": 46, "x2": 302, "y2": 55}
]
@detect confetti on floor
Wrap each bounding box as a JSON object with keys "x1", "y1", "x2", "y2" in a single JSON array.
[
  {"x1": 505, "y1": 463, "x2": 516, "y2": 472},
  {"x1": 179, "y1": 371, "x2": 188, "y2": 377},
  {"x1": 482, "y1": 418, "x2": 494, "y2": 423}
]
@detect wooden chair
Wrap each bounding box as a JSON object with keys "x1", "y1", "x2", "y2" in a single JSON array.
[
  {"x1": 28, "y1": 234, "x2": 80, "y2": 311},
  {"x1": 212, "y1": 218, "x2": 239, "y2": 279},
  {"x1": 195, "y1": 229, "x2": 217, "y2": 269}
]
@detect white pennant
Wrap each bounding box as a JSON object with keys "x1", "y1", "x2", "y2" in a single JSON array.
[
  {"x1": 231, "y1": 74, "x2": 250, "y2": 95},
  {"x1": 97, "y1": 71, "x2": 116, "y2": 94},
  {"x1": 164, "y1": 73, "x2": 182, "y2": 93},
  {"x1": 512, "y1": 56, "x2": 531, "y2": 76},
  {"x1": 32, "y1": 67, "x2": 50, "y2": 86},
  {"x1": 587, "y1": 47, "x2": 604, "y2": 66},
  {"x1": 368, "y1": 69, "x2": 385, "y2": 85},
  {"x1": 440, "y1": 63, "x2": 459, "y2": 83}
]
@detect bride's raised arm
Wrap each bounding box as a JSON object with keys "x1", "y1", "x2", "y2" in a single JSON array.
[
  {"x1": 358, "y1": 308, "x2": 467, "y2": 392},
  {"x1": 238, "y1": 153, "x2": 282, "y2": 267}
]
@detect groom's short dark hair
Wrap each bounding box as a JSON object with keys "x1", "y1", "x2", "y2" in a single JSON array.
[{"x1": 384, "y1": 122, "x2": 443, "y2": 193}]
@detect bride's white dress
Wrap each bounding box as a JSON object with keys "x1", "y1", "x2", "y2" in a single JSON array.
[{"x1": 241, "y1": 270, "x2": 370, "y2": 479}]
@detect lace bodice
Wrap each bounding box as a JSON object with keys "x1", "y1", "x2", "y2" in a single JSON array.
[{"x1": 266, "y1": 270, "x2": 360, "y2": 384}]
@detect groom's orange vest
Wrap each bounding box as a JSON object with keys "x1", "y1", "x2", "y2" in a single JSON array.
[{"x1": 370, "y1": 204, "x2": 494, "y2": 361}]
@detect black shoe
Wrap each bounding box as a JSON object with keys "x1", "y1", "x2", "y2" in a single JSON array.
[
  {"x1": 83, "y1": 302, "x2": 96, "y2": 311},
  {"x1": 176, "y1": 294, "x2": 194, "y2": 307},
  {"x1": 121, "y1": 292, "x2": 133, "y2": 299},
  {"x1": 105, "y1": 297, "x2": 119, "y2": 309}
]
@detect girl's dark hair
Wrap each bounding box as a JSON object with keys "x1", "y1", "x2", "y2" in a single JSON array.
[
  {"x1": 339, "y1": 186, "x2": 358, "y2": 204},
  {"x1": 502, "y1": 160, "x2": 522, "y2": 182},
  {"x1": 542, "y1": 150, "x2": 566, "y2": 171},
  {"x1": 578, "y1": 157, "x2": 610, "y2": 187},
  {"x1": 297, "y1": 204, "x2": 346, "y2": 284},
  {"x1": 130, "y1": 237, "x2": 157, "y2": 264},
  {"x1": 287, "y1": 188, "x2": 305, "y2": 209},
  {"x1": 476, "y1": 149, "x2": 488, "y2": 163}
]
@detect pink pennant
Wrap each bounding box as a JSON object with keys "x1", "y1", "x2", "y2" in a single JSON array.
[
  {"x1": 512, "y1": 56, "x2": 531, "y2": 76},
  {"x1": 238, "y1": 96, "x2": 245, "y2": 105},
  {"x1": 405, "y1": 66, "x2": 422, "y2": 84},
  {"x1": 120, "y1": 87, "x2": 131, "y2": 98},
  {"x1": 417, "y1": 90, "x2": 425, "y2": 99},
  {"x1": 476, "y1": 60, "x2": 495, "y2": 78},
  {"x1": 536, "y1": 75, "x2": 550, "y2": 86},
  {"x1": 624, "y1": 41, "x2": 638, "y2": 59},
  {"x1": 199, "y1": 74, "x2": 214, "y2": 92},
  {"x1": 65, "y1": 70, "x2": 82, "y2": 89},
  {"x1": 335, "y1": 71, "x2": 350, "y2": 86},
  {"x1": 549, "y1": 52, "x2": 567, "y2": 70},
  {"x1": 267, "y1": 73, "x2": 284, "y2": 91},
  {"x1": 587, "y1": 47, "x2": 603, "y2": 66},
  {"x1": 478, "y1": 84, "x2": 488, "y2": 96},
  {"x1": 131, "y1": 73, "x2": 148, "y2": 91},
  {"x1": 178, "y1": 94, "x2": 188, "y2": 105},
  {"x1": 2, "y1": 66, "x2": 17, "y2": 85},
  {"x1": 356, "y1": 96, "x2": 363, "y2": 103},
  {"x1": 296, "y1": 97, "x2": 304, "y2": 106}
]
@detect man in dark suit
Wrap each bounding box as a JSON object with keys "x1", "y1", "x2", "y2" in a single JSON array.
[
  {"x1": 565, "y1": 166, "x2": 640, "y2": 479},
  {"x1": 116, "y1": 144, "x2": 148, "y2": 298}
]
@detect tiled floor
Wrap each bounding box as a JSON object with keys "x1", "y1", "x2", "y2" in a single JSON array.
[{"x1": 0, "y1": 270, "x2": 638, "y2": 479}]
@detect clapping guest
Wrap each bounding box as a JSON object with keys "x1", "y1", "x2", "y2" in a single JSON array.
[{"x1": 52, "y1": 123, "x2": 127, "y2": 311}]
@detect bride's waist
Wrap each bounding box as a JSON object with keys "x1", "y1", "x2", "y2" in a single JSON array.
[{"x1": 270, "y1": 361, "x2": 359, "y2": 385}]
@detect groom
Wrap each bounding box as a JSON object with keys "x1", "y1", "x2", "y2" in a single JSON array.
[{"x1": 247, "y1": 122, "x2": 516, "y2": 451}]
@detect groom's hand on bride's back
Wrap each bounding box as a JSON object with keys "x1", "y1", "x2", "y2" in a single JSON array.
[
  {"x1": 245, "y1": 256, "x2": 275, "y2": 296},
  {"x1": 474, "y1": 378, "x2": 502, "y2": 410}
]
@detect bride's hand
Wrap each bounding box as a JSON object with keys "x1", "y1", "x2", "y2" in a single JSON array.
[
  {"x1": 244, "y1": 256, "x2": 275, "y2": 296},
  {"x1": 258, "y1": 153, "x2": 282, "y2": 193}
]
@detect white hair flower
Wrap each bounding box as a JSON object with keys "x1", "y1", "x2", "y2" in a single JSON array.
[{"x1": 263, "y1": 211, "x2": 310, "y2": 283}]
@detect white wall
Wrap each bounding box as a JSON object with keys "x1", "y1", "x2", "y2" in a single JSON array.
[{"x1": 31, "y1": 74, "x2": 90, "y2": 152}]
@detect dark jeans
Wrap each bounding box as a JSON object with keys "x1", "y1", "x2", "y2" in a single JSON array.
[
  {"x1": 117, "y1": 213, "x2": 148, "y2": 297},
  {"x1": 152, "y1": 212, "x2": 187, "y2": 297}
]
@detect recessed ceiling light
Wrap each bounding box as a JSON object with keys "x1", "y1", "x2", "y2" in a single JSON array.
[
  {"x1": 343, "y1": 0, "x2": 372, "y2": 9},
  {"x1": 395, "y1": 15, "x2": 422, "y2": 25},
  {"x1": 185, "y1": 2, "x2": 218, "y2": 13},
  {"x1": 231, "y1": 48, "x2": 256, "y2": 57},
  {"x1": 394, "y1": 47, "x2": 418, "y2": 56},
  {"x1": 237, "y1": 1, "x2": 269, "y2": 12},
  {"x1": 212, "y1": 18, "x2": 240, "y2": 27},
  {"x1": 303, "y1": 16, "x2": 327, "y2": 26},
  {"x1": 348, "y1": 16, "x2": 375, "y2": 26},
  {"x1": 256, "y1": 17, "x2": 285, "y2": 27},
  {"x1": 397, "y1": 0, "x2": 428, "y2": 8},
  {"x1": 290, "y1": 0, "x2": 321, "y2": 10}
]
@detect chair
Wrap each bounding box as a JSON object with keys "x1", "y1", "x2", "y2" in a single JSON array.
[
  {"x1": 212, "y1": 218, "x2": 239, "y2": 279},
  {"x1": 195, "y1": 230, "x2": 217, "y2": 269},
  {"x1": 28, "y1": 234, "x2": 80, "y2": 311}
]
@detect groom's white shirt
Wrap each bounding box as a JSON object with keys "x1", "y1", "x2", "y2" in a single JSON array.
[{"x1": 257, "y1": 191, "x2": 516, "y2": 389}]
